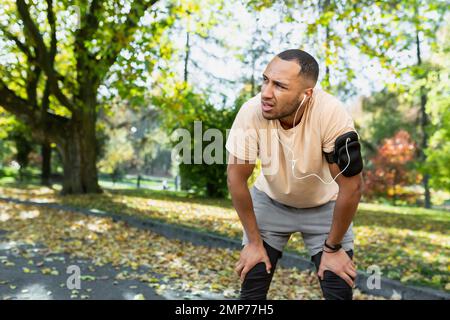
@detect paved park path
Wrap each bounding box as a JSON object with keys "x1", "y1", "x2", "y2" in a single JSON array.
[{"x1": 0, "y1": 229, "x2": 167, "y2": 300}]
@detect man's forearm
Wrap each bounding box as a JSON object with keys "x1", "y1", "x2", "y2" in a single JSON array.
[
  {"x1": 229, "y1": 182, "x2": 262, "y2": 244},
  {"x1": 327, "y1": 189, "x2": 361, "y2": 246}
]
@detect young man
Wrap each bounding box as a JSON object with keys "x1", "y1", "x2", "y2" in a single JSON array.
[{"x1": 225, "y1": 49, "x2": 364, "y2": 300}]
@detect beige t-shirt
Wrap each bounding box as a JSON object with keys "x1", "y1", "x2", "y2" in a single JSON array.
[{"x1": 225, "y1": 88, "x2": 357, "y2": 208}]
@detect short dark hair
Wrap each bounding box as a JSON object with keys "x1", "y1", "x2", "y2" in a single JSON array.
[{"x1": 277, "y1": 49, "x2": 319, "y2": 85}]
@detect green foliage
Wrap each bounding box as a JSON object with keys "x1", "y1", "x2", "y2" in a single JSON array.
[
  {"x1": 0, "y1": 107, "x2": 37, "y2": 178},
  {"x1": 0, "y1": 0, "x2": 185, "y2": 193},
  {"x1": 360, "y1": 89, "x2": 417, "y2": 159},
  {"x1": 247, "y1": 0, "x2": 447, "y2": 100},
  {"x1": 97, "y1": 96, "x2": 172, "y2": 182},
  {"x1": 422, "y1": 24, "x2": 450, "y2": 191},
  {"x1": 155, "y1": 83, "x2": 240, "y2": 197}
]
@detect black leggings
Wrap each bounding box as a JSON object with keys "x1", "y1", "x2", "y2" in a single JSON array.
[{"x1": 240, "y1": 241, "x2": 354, "y2": 300}]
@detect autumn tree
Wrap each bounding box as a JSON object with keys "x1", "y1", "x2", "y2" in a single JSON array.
[
  {"x1": 0, "y1": 0, "x2": 177, "y2": 194},
  {"x1": 364, "y1": 130, "x2": 419, "y2": 205}
]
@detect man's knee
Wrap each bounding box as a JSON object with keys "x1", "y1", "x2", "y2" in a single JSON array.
[
  {"x1": 311, "y1": 249, "x2": 354, "y2": 300},
  {"x1": 317, "y1": 269, "x2": 353, "y2": 300},
  {"x1": 239, "y1": 241, "x2": 282, "y2": 300},
  {"x1": 240, "y1": 261, "x2": 274, "y2": 300}
]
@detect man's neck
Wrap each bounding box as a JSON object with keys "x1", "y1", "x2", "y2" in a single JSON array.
[{"x1": 279, "y1": 104, "x2": 307, "y2": 130}]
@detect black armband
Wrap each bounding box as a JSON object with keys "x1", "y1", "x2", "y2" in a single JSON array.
[{"x1": 324, "y1": 131, "x2": 363, "y2": 177}]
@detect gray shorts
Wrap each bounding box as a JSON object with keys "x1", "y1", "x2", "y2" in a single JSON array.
[{"x1": 242, "y1": 186, "x2": 354, "y2": 257}]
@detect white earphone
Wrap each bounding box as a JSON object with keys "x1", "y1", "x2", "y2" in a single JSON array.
[{"x1": 274, "y1": 94, "x2": 353, "y2": 184}]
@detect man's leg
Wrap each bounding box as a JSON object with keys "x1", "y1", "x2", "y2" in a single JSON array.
[
  {"x1": 240, "y1": 240, "x2": 282, "y2": 300},
  {"x1": 297, "y1": 200, "x2": 355, "y2": 300},
  {"x1": 240, "y1": 187, "x2": 292, "y2": 300},
  {"x1": 311, "y1": 249, "x2": 354, "y2": 300}
]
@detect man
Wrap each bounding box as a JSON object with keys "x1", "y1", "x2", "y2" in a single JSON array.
[{"x1": 225, "y1": 49, "x2": 364, "y2": 300}]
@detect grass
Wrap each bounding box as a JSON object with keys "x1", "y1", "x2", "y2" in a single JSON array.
[{"x1": 0, "y1": 180, "x2": 448, "y2": 292}]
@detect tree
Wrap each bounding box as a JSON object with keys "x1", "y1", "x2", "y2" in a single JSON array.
[
  {"x1": 364, "y1": 130, "x2": 418, "y2": 205},
  {"x1": 422, "y1": 21, "x2": 450, "y2": 192},
  {"x1": 0, "y1": 0, "x2": 176, "y2": 194},
  {"x1": 9, "y1": 123, "x2": 33, "y2": 182},
  {"x1": 0, "y1": 107, "x2": 18, "y2": 169},
  {"x1": 345, "y1": 0, "x2": 447, "y2": 208},
  {"x1": 360, "y1": 89, "x2": 417, "y2": 160},
  {"x1": 156, "y1": 82, "x2": 238, "y2": 197}
]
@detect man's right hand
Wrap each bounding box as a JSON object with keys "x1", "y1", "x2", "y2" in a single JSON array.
[{"x1": 234, "y1": 241, "x2": 272, "y2": 282}]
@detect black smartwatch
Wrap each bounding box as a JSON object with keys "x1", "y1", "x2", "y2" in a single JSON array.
[{"x1": 324, "y1": 239, "x2": 342, "y2": 252}]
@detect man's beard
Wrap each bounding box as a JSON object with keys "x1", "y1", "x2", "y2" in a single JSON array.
[{"x1": 262, "y1": 99, "x2": 301, "y2": 121}]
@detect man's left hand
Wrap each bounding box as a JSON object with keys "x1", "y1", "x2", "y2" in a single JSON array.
[{"x1": 317, "y1": 248, "x2": 357, "y2": 288}]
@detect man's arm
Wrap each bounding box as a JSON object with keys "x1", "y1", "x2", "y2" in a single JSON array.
[
  {"x1": 227, "y1": 154, "x2": 259, "y2": 244},
  {"x1": 326, "y1": 163, "x2": 363, "y2": 246},
  {"x1": 227, "y1": 154, "x2": 272, "y2": 281},
  {"x1": 317, "y1": 163, "x2": 363, "y2": 287}
]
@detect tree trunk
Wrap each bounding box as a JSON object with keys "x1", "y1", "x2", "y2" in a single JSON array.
[
  {"x1": 415, "y1": 7, "x2": 431, "y2": 209},
  {"x1": 184, "y1": 30, "x2": 190, "y2": 83},
  {"x1": 206, "y1": 182, "x2": 217, "y2": 198},
  {"x1": 324, "y1": 24, "x2": 331, "y2": 90},
  {"x1": 319, "y1": 0, "x2": 331, "y2": 91},
  {"x1": 57, "y1": 108, "x2": 102, "y2": 195},
  {"x1": 392, "y1": 169, "x2": 397, "y2": 206},
  {"x1": 40, "y1": 142, "x2": 52, "y2": 186},
  {"x1": 419, "y1": 87, "x2": 431, "y2": 208}
]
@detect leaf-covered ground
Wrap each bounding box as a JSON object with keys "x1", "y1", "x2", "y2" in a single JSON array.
[
  {"x1": 0, "y1": 235, "x2": 164, "y2": 300},
  {"x1": 0, "y1": 200, "x2": 383, "y2": 300},
  {"x1": 0, "y1": 182, "x2": 448, "y2": 292}
]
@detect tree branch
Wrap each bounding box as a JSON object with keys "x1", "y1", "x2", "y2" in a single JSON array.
[
  {"x1": 77, "y1": 0, "x2": 103, "y2": 42},
  {"x1": 73, "y1": 0, "x2": 106, "y2": 99},
  {"x1": 16, "y1": 0, "x2": 74, "y2": 111},
  {"x1": 0, "y1": 26, "x2": 34, "y2": 60},
  {"x1": 26, "y1": 65, "x2": 42, "y2": 108},
  {"x1": 0, "y1": 78, "x2": 69, "y2": 144},
  {"x1": 0, "y1": 78, "x2": 36, "y2": 122},
  {"x1": 46, "y1": 0, "x2": 57, "y2": 62},
  {"x1": 1, "y1": 25, "x2": 42, "y2": 109},
  {"x1": 1, "y1": 24, "x2": 74, "y2": 96},
  {"x1": 96, "y1": 0, "x2": 159, "y2": 83}
]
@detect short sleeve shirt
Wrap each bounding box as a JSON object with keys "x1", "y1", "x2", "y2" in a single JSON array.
[{"x1": 225, "y1": 88, "x2": 356, "y2": 208}]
